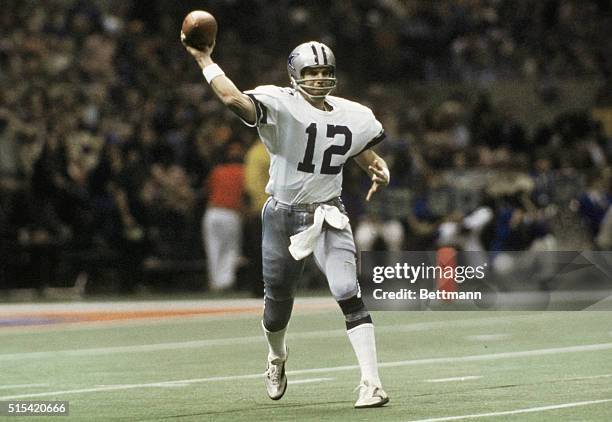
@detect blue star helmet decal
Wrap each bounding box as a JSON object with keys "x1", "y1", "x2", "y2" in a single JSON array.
[{"x1": 287, "y1": 53, "x2": 299, "y2": 72}]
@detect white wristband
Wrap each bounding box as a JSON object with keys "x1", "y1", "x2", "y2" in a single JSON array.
[{"x1": 202, "y1": 64, "x2": 225, "y2": 83}]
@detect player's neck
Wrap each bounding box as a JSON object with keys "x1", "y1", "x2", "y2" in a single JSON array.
[
  {"x1": 303, "y1": 94, "x2": 330, "y2": 111},
  {"x1": 311, "y1": 99, "x2": 327, "y2": 111}
]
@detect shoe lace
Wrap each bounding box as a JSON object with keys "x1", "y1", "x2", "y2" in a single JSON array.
[
  {"x1": 267, "y1": 363, "x2": 281, "y2": 384},
  {"x1": 353, "y1": 382, "x2": 369, "y2": 394},
  {"x1": 354, "y1": 381, "x2": 380, "y2": 396}
]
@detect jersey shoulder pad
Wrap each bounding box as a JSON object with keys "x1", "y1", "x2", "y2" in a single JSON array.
[
  {"x1": 327, "y1": 95, "x2": 374, "y2": 116},
  {"x1": 243, "y1": 85, "x2": 294, "y2": 127},
  {"x1": 245, "y1": 85, "x2": 294, "y2": 100}
]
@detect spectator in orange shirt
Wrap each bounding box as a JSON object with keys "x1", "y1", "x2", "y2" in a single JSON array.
[{"x1": 202, "y1": 142, "x2": 245, "y2": 291}]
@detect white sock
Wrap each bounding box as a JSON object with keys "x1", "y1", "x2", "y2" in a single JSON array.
[
  {"x1": 262, "y1": 321, "x2": 287, "y2": 363},
  {"x1": 347, "y1": 323, "x2": 382, "y2": 387}
]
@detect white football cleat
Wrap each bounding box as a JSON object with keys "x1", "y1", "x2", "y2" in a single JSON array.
[
  {"x1": 354, "y1": 380, "x2": 389, "y2": 408},
  {"x1": 264, "y1": 350, "x2": 288, "y2": 400}
]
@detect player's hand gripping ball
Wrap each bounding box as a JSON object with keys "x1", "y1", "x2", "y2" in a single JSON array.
[{"x1": 181, "y1": 10, "x2": 217, "y2": 50}]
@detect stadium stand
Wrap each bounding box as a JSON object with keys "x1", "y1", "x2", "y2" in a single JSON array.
[{"x1": 0, "y1": 0, "x2": 610, "y2": 295}]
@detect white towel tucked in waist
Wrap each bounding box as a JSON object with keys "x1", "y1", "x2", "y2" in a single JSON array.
[{"x1": 288, "y1": 204, "x2": 349, "y2": 260}]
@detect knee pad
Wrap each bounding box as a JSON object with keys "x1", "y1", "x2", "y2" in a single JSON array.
[
  {"x1": 263, "y1": 296, "x2": 294, "y2": 332},
  {"x1": 337, "y1": 295, "x2": 372, "y2": 330}
]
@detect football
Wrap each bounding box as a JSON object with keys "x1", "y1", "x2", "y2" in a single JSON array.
[{"x1": 181, "y1": 10, "x2": 217, "y2": 50}]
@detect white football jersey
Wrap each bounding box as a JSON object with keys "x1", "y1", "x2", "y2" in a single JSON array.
[{"x1": 242, "y1": 85, "x2": 385, "y2": 204}]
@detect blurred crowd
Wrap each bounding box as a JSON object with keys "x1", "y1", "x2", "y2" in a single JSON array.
[{"x1": 1, "y1": 0, "x2": 611, "y2": 295}]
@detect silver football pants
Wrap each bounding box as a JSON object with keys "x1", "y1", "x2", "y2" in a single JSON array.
[{"x1": 261, "y1": 197, "x2": 360, "y2": 302}]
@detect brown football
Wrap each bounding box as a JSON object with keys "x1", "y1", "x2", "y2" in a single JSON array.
[{"x1": 181, "y1": 10, "x2": 217, "y2": 50}]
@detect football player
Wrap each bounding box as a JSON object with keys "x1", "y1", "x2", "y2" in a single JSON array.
[{"x1": 183, "y1": 36, "x2": 390, "y2": 408}]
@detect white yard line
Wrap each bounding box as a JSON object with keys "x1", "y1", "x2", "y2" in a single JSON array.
[
  {"x1": 0, "y1": 337, "x2": 265, "y2": 361},
  {"x1": 405, "y1": 398, "x2": 612, "y2": 422},
  {"x1": 374, "y1": 342, "x2": 612, "y2": 370},
  {"x1": 578, "y1": 373, "x2": 612, "y2": 380},
  {"x1": 1, "y1": 342, "x2": 611, "y2": 400},
  {"x1": 425, "y1": 376, "x2": 482, "y2": 383},
  {"x1": 0, "y1": 313, "x2": 565, "y2": 361}
]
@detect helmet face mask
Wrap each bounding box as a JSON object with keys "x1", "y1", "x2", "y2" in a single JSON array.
[{"x1": 287, "y1": 42, "x2": 336, "y2": 100}]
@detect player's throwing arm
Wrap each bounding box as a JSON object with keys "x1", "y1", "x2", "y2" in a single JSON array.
[{"x1": 181, "y1": 11, "x2": 256, "y2": 125}]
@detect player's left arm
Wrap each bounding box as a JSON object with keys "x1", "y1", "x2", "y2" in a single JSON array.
[{"x1": 353, "y1": 149, "x2": 390, "y2": 201}]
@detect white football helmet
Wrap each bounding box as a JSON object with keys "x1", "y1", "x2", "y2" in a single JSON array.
[{"x1": 287, "y1": 41, "x2": 336, "y2": 100}]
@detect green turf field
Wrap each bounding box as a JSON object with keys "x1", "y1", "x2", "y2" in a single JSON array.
[{"x1": 1, "y1": 304, "x2": 611, "y2": 421}]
